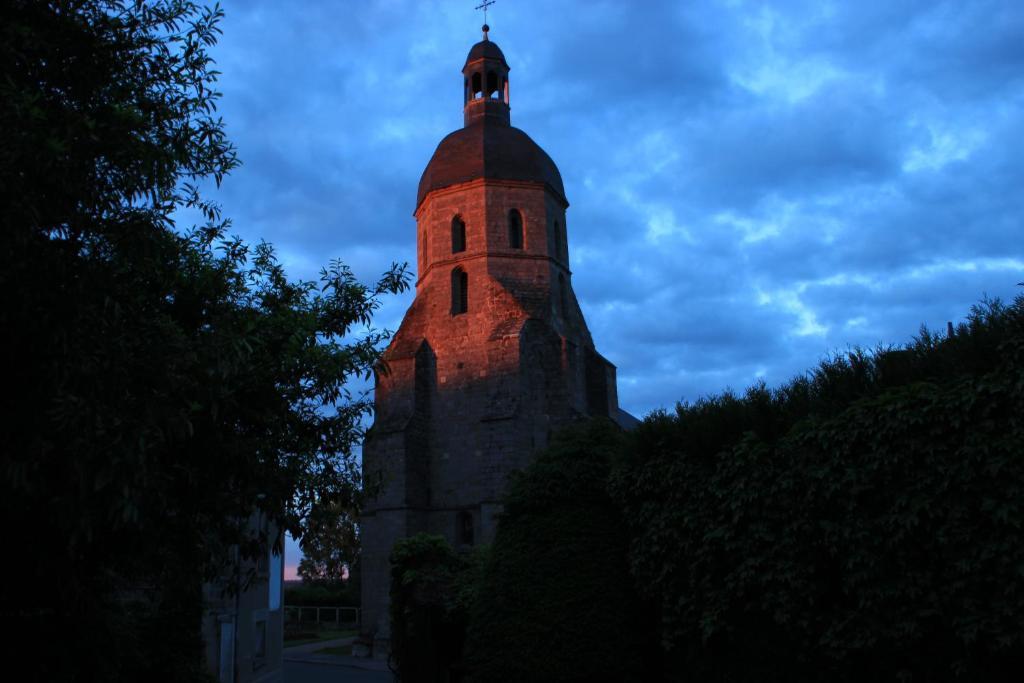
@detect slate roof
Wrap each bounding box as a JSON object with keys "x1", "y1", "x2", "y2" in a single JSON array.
[
  {"x1": 416, "y1": 122, "x2": 567, "y2": 209},
  {"x1": 464, "y1": 39, "x2": 509, "y2": 69}
]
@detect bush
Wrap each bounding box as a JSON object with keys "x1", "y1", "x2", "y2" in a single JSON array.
[{"x1": 611, "y1": 296, "x2": 1024, "y2": 681}]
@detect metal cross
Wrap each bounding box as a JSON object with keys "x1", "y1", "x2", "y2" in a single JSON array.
[{"x1": 475, "y1": 0, "x2": 495, "y2": 25}]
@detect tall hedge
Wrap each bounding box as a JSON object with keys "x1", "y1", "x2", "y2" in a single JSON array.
[
  {"x1": 611, "y1": 296, "x2": 1024, "y2": 681},
  {"x1": 465, "y1": 420, "x2": 659, "y2": 683}
]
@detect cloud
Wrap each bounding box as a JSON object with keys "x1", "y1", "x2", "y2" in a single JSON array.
[
  {"x1": 187, "y1": 2, "x2": 1023, "y2": 576},
  {"x1": 197, "y1": 0, "x2": 1023, "y2": 421}
]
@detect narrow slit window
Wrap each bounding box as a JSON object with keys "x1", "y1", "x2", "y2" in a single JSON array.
[
  {"x1": 451, "y1": 216, "x2": 466, "y2": 253},
  {"x1": 508, "y1": 209, "x2": 523, "y2": 249},
  {"x1": 451, "y1": 267, "x2": 468, "y2": 315}
]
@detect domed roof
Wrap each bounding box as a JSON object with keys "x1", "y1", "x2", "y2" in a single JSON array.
[
  {"x1": 464, "y1": 39, "x2": 509, "y2": 69},
  {"x1": 416, "y1": 122, "x2": 567, "y2": 209}
]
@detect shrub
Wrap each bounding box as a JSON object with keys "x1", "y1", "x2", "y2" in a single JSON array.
[{"x1": 611, "y1": 296, "x2": 1024, "y2": 681}]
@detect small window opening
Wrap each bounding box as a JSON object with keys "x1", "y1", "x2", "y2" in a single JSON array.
[
  {"x1": 458, "y1": 510, "x2": 474, "y2": 546},
  {"x1": 472, "y1": 72, "x2": 483, "y2": 99},
  {"x1": 451, "y1": 216, "x2": 466, "y2": 253},
  {"x1": 464, "y1": 78, "x2": 469, "y2": 104},
  {"x1": 508, "y1": 209, "x2": 523, "y2": 249},
  {"x1": 451, "y1": 267, "x2": 468, "y2": 315},
  {"x1": 487, "y1": 71, "x2": 500, "y2": 99}
]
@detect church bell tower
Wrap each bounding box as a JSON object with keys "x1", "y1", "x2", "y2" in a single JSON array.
[{"x1": 359, "y1": 26, "x2": 635, "y2": 651}]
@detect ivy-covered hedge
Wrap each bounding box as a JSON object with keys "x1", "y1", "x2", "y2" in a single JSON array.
[
  {"x1": 611, "y1": 297, "x2": 1024, "y2": 680},
  {"x1": 464, "y1": 420, "x2": 659, "y2": 683}
]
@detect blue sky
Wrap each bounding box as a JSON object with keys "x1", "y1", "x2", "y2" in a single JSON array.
[{"x1": 198, "y1": 1, "x2": 1024, "y2": 577}]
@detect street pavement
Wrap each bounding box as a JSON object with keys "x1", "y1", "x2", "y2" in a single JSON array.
[
  {"x1": 284, "y1": 638, "x2": 392, "y2": 683},
  {"x1": 284, "y1": 660, "x2": 392, "y2": 683}
]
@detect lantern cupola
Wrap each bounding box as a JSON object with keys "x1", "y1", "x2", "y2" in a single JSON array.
[{"x1": 463, "y1": 25, "x2": 510, "y2": 127}]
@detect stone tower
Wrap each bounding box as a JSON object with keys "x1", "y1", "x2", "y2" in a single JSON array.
[{"x1": 359, "y1": 28, "x2": 636, "y2": 650}]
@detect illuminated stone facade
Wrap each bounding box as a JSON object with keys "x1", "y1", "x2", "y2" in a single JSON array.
[{"x1": 359, "y1": 30, "x2": 635, "y2": 652}]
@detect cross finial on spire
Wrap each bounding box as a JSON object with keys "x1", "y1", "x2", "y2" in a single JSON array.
[{"x1": 475, "y1": 0, "x2": 495, "y2": 40}]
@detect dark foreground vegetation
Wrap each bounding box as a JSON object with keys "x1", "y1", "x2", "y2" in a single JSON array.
[
  {"x1": 392, "y1": 295, "x2": 1024, "y2": 682},
  {"x1": 2, "y1": 2, "x2": 404, "y2": 680}
]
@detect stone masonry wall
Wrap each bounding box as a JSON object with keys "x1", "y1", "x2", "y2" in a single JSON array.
[{"x1": 360, "y1": 178, "x2": 620, "y2": 650}]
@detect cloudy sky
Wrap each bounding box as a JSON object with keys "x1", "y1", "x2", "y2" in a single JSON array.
[{"x1": 197, "y1": 1, "x2": 1023, "y2": 576}]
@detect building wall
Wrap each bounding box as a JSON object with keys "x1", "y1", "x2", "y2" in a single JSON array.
[
  {"x1": 361, "y1": 177, "x2": 624, "y2": 654},
  {"x1": 201, "y1": 520, "x2": 285, "y2": 683}
]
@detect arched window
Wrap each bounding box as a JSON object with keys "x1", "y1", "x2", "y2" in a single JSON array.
[
  {"x1": 451, "y1": 267, "x2": 468, "y2": 315},
  {"x1": 559, "y1": 273, "x2": 568, "y2": 317},
  {"x1": 553, "y1": 220, "x2": 562, "y2": 260},
  {"x1": 471, "y1": 72, "x2": 483, "y2": 99},
  {"x1": 451, "y1": 216, "x2": 466, "y2": 253},
  {"x1": 508, "y1": 209, "x2": 523, "y2": 249},
  {"x1": 487, "y1": 71, "x2": 500, "y2": 99}
]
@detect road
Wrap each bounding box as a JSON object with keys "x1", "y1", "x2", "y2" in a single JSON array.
[
  {"x1": 283, "y1": 638, "x2": 392, "y2": 683},
  {"x1": 284, "y1": 659, "x2": 392, "y2": 682}
]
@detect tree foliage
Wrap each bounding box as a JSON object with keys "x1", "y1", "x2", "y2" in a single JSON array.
[
  {"x1": 1, "y1": 1, "x2": 408, "y2": 680},
  {"x1": 611, "y1": 297, "x2": 1024, "y2": 681},
  {"x1": 298, "y1": 496, "x2": 361, "y2": 585}
]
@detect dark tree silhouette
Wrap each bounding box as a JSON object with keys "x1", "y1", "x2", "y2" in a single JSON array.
[{"x1": 0, "y1": 2, "x2": 407, "y2": 679}]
